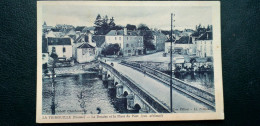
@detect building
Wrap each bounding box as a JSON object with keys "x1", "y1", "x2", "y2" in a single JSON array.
[
  {"x1": 151, "y1": 30, "x2": 168, "y2": 51},
  {"x1": 92, "y1": 35, "x2": 106, "y2": 56},
  {"x1": 195, "y1": 31, "x2": 213, "y2": 57},
  {"x1": 76, "y1": 43, "x2": 96, "y2": 63},
  {"x1": 47, "y1": 37, "x2": 72, "y2": 60},
  {"x1": 174, "y1": 36, "x2": 195, "y2": 55},
  {"x1": 105, "y1": 28, "x2": 143, "y2": 56},
  {"x1": 42, "y1": 21, "x2": 53, "y2": 33},
  {"x1": 72, "y1": 31, "x2": 95, "y2": 59},
  {"x1": 164, "y1": 36, "x2": 176, "y2": 53}
]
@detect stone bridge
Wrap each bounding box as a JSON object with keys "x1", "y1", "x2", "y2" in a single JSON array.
[
  {"x1": 120, "y1": 61, "x2": 215, "y2": 110},
  {"x1": 99, "y1": 61, "x2": 171, "y2": 113}
]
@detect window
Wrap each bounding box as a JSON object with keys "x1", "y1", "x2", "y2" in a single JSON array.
[
  {"x1": 115, "y1": 37, "x2": 117, "y2": 40},
  {"x1": 119, "y1": 37, "x2": 121, "y2": 40},
  {"x1": 126, "y1": 44, "x2": 129, "y2": 47},
  {"x1": 128, "y1": 50, "x2": 131, "y2": 53},
  {"x1": 63, "y1": 47, "x2": 66, "y2": 52}
]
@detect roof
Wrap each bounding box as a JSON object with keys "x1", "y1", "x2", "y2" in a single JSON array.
[
  {"x1": 151, "y1": 31, "x2": 165, "y2": 36},
  {"x1": 165, "y1": 36, "x2": 176, "y2": 42},
  {"x1": 47, "y1": 37, "x2": 71, "y2": 45},
  {"x1": 75, "y1": 26, "x2": 86, "y2": 32},
  {"x1": 92, "y1": 35, "x2": 105, "y2": 47},
  {"x1": 84, "y1": 36, "x2": 95, "y2": 42},
  {"x1": 106, "y1": 30, "x2": 139, "y2": 36},
  {"x1": 197, "y1": 32, "x2": 213, "y2": 40},
  {"x1": 42, "y1": 37, "x2": 48, "y2": 53},
  {"x1": 77, "y1": 43, "x2": 95, "y2": 48},
  {"x1": 175, "y1": 36, "x2": 193, "y2": 44}
]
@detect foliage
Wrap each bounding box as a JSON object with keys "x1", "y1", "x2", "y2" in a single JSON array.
[
  {"x1": 110, "y1": 25, "x2": 124, "y2": 30},
  {"x1": 126, "y1": 24, "x2": 137, "y2": 30},
  {"x1": 101, "y1": 44, "x2": 121, "y2": 56},
  {"x1": 139, "y1": 30, "x2": 155, "y2": 51},
  {"x1": 94, "y1": 14, "x2": 119, "y2": 35},
  {"x1": 137, "y1": 23, "x2": 150, "y2": 30}
]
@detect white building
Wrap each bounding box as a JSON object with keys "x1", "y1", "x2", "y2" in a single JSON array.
[
  {"x1": 47, "y1": 37, "x2": 72, "y2": 60},
  {"x1": 72, "y1": 32, "x2": 95, "y2": 59},
  {"x1": 76, "y1": 43, "x2": 96, "y2": 63},
  {"x1": 105, "y1": 28, "x2": 143, "y2": 56},
  {"x1": 165, "y1": 36, "x2": 195, "y2": 55},
  {"x1": 195, "y1": 31, "x2": 213, "y2": 58}
]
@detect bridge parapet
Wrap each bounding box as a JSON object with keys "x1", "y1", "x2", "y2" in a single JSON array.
[
  {"x1": 121, "y1": 61, "x2": 215, "y2": 109},
  {"x1": 100, "y1": 61, "x2": 171, "y2": 113}
]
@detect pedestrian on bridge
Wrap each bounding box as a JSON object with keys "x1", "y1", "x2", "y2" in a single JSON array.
[{"x1": 143, "y1": 69, "x2": 146, "y2": 77}]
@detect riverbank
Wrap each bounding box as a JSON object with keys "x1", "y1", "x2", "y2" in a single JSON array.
[{"x1": 54, "y1": 62, "x2": 99, "y2": 75}]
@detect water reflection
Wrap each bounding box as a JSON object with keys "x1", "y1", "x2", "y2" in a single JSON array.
[
  {"x1": 42, "y1": 73, "x2": 117, "y2": 115},
  {"x1": 174, "y1": 71, "x2": 214, "y2": 92}
]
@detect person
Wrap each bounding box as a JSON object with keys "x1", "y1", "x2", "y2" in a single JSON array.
[{"x1": 143, "y1": 69, "x2": 146, "y2": 77}]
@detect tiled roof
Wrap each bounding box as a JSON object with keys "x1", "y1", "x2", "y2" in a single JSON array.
[
  {"x1": 197, "y1": 32, "x2": 212, "y2": 40},
  {"x1": 77, "y1": 43, "x2": 95, "y2": 48},
  {"x1": 92, "y1": 35, "x2": 105, "y2": 47},
  {"x1": 175, "y1": 36, "x2": 193, "y2": 44},
  {"x1": 47, "y1": 37, "x2": 71, "y2": 45}
]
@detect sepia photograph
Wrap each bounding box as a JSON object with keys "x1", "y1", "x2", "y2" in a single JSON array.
[{"x1": 37, "y1": 1, "x2": 223, "y2": 123}]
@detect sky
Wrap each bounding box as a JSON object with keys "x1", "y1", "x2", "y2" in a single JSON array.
[{"x1": 41, "y1": 3, "x2": 212, "y2": 30}]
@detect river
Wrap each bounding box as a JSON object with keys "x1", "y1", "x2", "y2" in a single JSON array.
[{"x1": 42, "y1": 73, "x2": 117, "y2": 115}]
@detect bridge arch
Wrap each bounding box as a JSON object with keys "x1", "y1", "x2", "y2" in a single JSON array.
[
  {"x1": 123, "y1": 91, "x2": 129, "y2": 97},
  {"x1": 134, "y1": 104, "x2": 141, "y2": 112}
]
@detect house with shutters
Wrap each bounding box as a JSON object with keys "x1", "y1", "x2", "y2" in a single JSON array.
[
  {"x1": 47, "y1": 37, "x2": 73, "y2": 60},
  {"x1": 105, "y1": 28, "x2": 144, "y2": 56},
  {"x1": 195, "y1": 31, "x2": 213, "y2": 58}
]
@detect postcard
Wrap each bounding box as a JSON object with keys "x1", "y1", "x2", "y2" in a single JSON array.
[{"x1": 37, "y1": 1, "x2": 224, "y2": 123}]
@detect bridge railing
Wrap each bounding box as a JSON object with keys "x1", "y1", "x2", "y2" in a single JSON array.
[
  {"x1": 100, "y1": 61, "x2": 171, "y2": 113},
  {"x1": 121, "y1": 61, "x2": 215, "y2": 108}
]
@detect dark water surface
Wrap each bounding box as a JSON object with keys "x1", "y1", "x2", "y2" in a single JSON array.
[
  {"x1": 42, "y1": 73, "x2": 117, "y2": 115},
  {"x1": 164, "y1": 71, "x2": 214, "y2": 93}
]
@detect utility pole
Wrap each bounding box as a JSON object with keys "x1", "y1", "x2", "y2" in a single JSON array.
[{"x1": 170, "y1": 13, "x2": 174, "y2": 112}]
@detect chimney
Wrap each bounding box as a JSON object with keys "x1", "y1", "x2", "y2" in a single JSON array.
[
  {"x1": 124, "y1": 27, "x2": 127, "y2": 35},
  {"x1": 88, "y1": 33, "x2": 92, "y2": 43}
]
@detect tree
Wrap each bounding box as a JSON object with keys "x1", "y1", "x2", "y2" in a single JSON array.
[
  {"x1": 111, "y1": 25, "x2": 123, "y2": 30},
  {"x1": 126, "y1": 24, "x2": 137, "y2": 30},
  {"x1": 101, "y1": 44, "x2": 121, "y2": 56},
  {"x1": 139, "y1": 30, "x2": 155, "y2": 51},
  {"x1": 94, "y1": 14, "x2": 103, "y2": 27},
  {"x1": 137, "y1": 23, "x2": 150, "y2": 30},
  {"x1": 108, "y1": 17, "x2": 116, "y2": 28}
]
